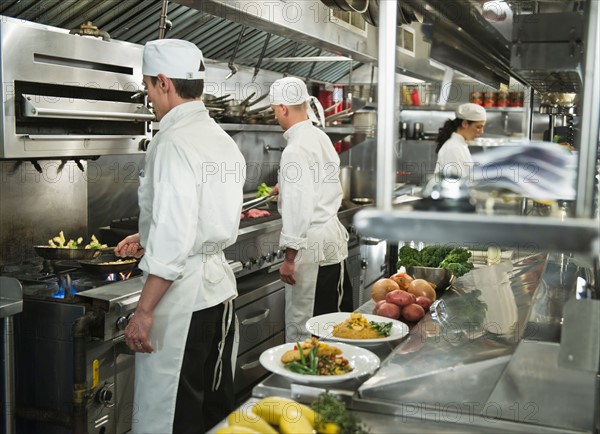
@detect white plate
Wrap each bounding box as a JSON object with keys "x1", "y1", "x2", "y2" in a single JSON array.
[
  {"x1": 305, "y1": 312, "x2": 409, "y2": 346},
  {"x1": 259, "y1": 342, "x2": 380, "y2": 384}
]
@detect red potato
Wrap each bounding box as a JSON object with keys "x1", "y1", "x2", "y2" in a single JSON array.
[
  {"x1": 415, "y1": 296, "x2": 433, "y2": 311},
  {"x1": 375, "y1": 302, "x2": 401, "y2": 320},
  {"x1": 402, "y1": 303, "x2": 425, "y2": 322},
  {"x1": 385, "y1": 290, "x2": 416, "y2": 307},
  {"x1": 375, "y1": 299, "x2": 387, "y2": 309}
]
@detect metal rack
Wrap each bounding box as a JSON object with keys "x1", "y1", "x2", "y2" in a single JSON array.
[{"x1": 356, "y1": 0, "x2": 599, "y2": 257}]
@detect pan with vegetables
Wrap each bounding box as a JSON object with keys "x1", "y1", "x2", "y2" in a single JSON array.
[
  {"x1": 78, "y1": 258, "x2": 138, "y2": 275},
  {"x1": 34, "y1": 232, "x2": 109, "y2": 260}
]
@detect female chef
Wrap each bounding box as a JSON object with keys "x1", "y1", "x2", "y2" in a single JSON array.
[{"x1": 434, "y1": 103, "x2": 487, "y2": 179}]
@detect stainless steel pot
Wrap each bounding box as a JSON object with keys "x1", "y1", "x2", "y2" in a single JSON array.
[
  {"x1": 339, "y1": 166, "x2": 352, "y2": 201},
  {"x1": 351, "y1": 168, "x2": 375, "y2": 201}
]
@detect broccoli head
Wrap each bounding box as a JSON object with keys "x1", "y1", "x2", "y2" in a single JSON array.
[
  {"x1": 441, "y1": 262, "x2": 474, "y2": 278},
  {"x1": 439, "y1": 247, "x2": 472, "y2": 268},
  {"x1": 420, "y1": 245, "x2": 454, "y2": 267},
  {"x1": 397, "y1": 245, "x2": 423, "y2": 269}
]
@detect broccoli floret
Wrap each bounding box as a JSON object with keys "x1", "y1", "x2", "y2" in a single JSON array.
[
  {"x1": 439, "y1": 247, "x2": 472, "y2": 268},
  {"x1": 420, "y1": 245, "x2": 454, "y2": 267},
  {"x1": 397, "y1": 245, "x2": 423, "y2": 269},
  {"x1": 441, "y1": 262, "x2": 474, "y2": 277}
]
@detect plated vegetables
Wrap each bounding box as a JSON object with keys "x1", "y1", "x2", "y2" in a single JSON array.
[
  {"x1": 332, "y1": 313, "x2": 392, "y2": 340},
  {"x1": 281, "y1": 338, "x2": 353, "y2": 376}
]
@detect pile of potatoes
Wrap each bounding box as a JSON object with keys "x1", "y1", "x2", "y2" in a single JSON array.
[{"x1": 371, "y1": 272, "x2": 436, "y2": 323}]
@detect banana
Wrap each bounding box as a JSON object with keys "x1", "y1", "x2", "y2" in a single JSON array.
[
  {"x1": 279, "y1": 413, "x2": 314, "y2": 434},
  {"x1": 215, "y1": 425, "x2": 261, "y2": 434},
  {"x1": 252, "y1": 396, "x2": 320, "y2": 427},
  {"x1": 227, "y1": 409, "x2": 278, "y2": 434},
  {"x1": 317, "y1": 422, "x2": 342, "y2": 434}
]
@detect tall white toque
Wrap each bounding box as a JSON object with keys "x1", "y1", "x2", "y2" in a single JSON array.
[
  {"x1": 269, "y1": 77, "x2": 325, "y2": 126},
  {"x1": 142, "y1": 39, "x2": 205, "y2": 80}
]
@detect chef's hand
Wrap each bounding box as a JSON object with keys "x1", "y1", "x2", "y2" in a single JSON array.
[
  {"x1": 125, "y1": 310, "x2": 154, "y2": 353},
  {"x1": 279, "y1": 260, "x2": 296, "y2": 285},
  {"x1": 115, "y1": 233, "x2": 145, "y2": 258}
]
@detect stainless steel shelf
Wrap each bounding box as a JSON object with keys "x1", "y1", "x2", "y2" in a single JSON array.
[
  {"x1": 400, "y1": 105, "x2": 525, "y2": 113},
  {"x1": 353, "y1": 209, "x2": 600, "y2": 255},
  {"x1": 219, "y1": 123, "x2": 355, "y2": 135}
]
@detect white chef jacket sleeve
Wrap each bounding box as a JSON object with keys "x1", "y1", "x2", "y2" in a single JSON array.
[
  {"x1": 138, "y1": 141, "x2": 197, "y2": 281},
  {"x1": 278, "y1": 148, "x2": 315, "y2": 251}
]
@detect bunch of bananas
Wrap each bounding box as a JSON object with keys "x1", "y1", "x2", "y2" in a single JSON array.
[{"x1": 217, "y1": 396, "x2": 341, "y2": 434}]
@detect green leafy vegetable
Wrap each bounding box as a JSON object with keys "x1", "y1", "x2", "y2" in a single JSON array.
[
  {"x1": 311, "y1": 393, "x2": 370, "y2": 434},
  {"x1": 397, "y1": 245, "x2": 474, "y2": 277},
  {"x1": 256, "y1": 182, "x2": 273, "y2": 198},
  {"x1": 369, "y1": 321, "x2": 392, "y2": 337}
]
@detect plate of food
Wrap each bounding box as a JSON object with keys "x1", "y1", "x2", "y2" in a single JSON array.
[
  {"x1": 259, "y1": 338, "x2": 379, "y2": 384},
  {"x1": 306, "y1": 312, "x2": 409, "y2": 346}
]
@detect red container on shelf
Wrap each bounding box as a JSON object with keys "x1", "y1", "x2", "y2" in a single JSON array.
[
  {"x1": 470, "y1": 92, "x2": 483, "y2": 105},
  {"x1": 483, "y1": 91, "x2": 497, "y2": 108},
  {"x1": 509, "y1": 92, "x2": 524, "y2": 107},
  {"x1": 496, "y1": 92, "x2": 509, "y2": 107}
]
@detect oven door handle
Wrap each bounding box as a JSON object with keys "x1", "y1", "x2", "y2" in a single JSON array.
[{"x1": 240, "y1": 309, "x2": 270, "y2": 326}]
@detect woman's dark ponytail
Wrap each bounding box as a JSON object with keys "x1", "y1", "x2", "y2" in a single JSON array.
[{"x1": 435, "y1": 118, "x2": 462, "y2": 153}]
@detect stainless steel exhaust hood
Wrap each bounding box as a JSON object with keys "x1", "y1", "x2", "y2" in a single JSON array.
[{"x1": 0, "y1": 17, "x2": 153, "y2": 159}]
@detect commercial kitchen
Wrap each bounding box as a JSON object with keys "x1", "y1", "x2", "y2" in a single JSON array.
[{"x1": 0, "y1": 0, "x2": 598, "y2": 433}]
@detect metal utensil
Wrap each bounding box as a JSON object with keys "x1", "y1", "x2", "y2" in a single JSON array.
[
  {"x1": 242, "y1": 192, "x2": 278, "y2": 213},
  {"x1": 407, "y1": 266, "x2": 454, "y2": 291},
  {"x1": 33, "y1": 246, "x2": 102, "y2": 260}
]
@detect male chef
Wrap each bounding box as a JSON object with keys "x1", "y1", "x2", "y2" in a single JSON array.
[
  {"x1": 269, "y1": 77, "x2": 353, "y2": 342},
  {"x1": 115, "y1": 39, "x2": 245, "y2": 433}
]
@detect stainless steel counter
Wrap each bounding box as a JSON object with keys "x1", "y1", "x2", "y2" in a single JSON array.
[{"x1": 210, "y1": 252, "x2": 599, "y2": 434}]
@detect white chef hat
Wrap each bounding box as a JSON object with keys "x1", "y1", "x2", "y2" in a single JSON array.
[
  {"x1": 269, "y1": 77, "x2": 325, "y2": 126},
  {"x1": 142, "y1": 39, "x2": 205, "y2": 80},
  {"x1": 456, "y1": 103, "x2": 487, "y2": 121}
]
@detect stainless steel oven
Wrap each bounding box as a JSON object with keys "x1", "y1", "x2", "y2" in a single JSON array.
[
  {"x1": 0, "y1": 17, "x2": 153, "y2": 159},
  {"x1": 3, "y1": 261, "x2": 142, "y2": 434}
]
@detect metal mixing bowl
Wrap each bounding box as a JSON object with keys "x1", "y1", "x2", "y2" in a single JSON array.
[{"x1": 407, "y1": 266, "x2": 454, "y2": 290}]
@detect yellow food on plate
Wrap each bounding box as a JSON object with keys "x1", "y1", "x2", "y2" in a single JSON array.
[{"x1": 332, "y1": 312, "x2": 392, "y2": 339}]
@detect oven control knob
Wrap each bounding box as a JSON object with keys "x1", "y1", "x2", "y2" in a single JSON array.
[
  {"x1": 257, "y1": 256, "x2": 266, "y2": 268},
  {"x1": 116, "y1": 316, "x2": 128, "y2": 331},
  {"x1": 116, "y1": 313, "x2": 135, "y2": 331},
  {"x1": 96, "y1": 383, "x2": 115, "y2": 408},
  {"x1": 244, "y1": 259, "x2": 256, "y2": 270},
  {"x1": 276, "y1": 250, "x2": 284, "y2": 260}
]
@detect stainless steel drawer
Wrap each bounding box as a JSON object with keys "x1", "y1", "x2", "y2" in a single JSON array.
[
  {"x1": 234, "y1": 330, "x2": 284, "y2": 395},
  {"x1": 236, "y1": 286, "x2": 285, "y2": 355}
]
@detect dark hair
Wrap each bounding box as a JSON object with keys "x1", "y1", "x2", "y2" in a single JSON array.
[
  {"x1": 435, "y1": 118, "x2": 476, "y2": 153},
  {"x1": 150, "y1": 62, "x2": 205, "y2": 99}
]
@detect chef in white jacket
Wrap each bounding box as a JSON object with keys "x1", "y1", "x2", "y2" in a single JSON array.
[
  {"x1": 434, "y1": 103, "x2": 487, "y2": 179},
  {"x1": 269, "y1": 77, "x2": 353, "y2": 342},
  {"x1": 114, "y1": 39, "x2": 245, "y2": 434}
]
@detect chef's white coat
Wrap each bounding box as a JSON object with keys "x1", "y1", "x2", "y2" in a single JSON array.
[
  {"x1": 435, "y1": 132, "x2": 474, "y2": 178},
  {"x1": 278, "y1": 120, "x2": 349, "y2": 342},
  {"x1": 278, "y1": 120, "x2": 347, "y2": 264},
  {"x1": 133, "y1": 100, "x2": 245, "y2": 433}
]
